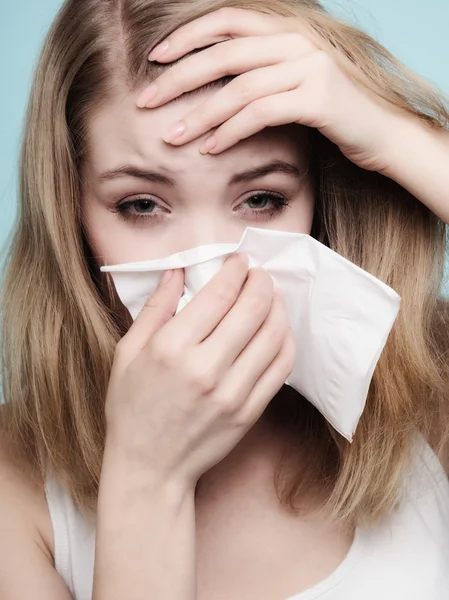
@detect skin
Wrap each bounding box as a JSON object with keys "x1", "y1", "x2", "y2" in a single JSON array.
[
  {"x1": 81, "y1": 87, "x2": 354, "y2": 598},
  {"x1": 138, "y1": 7, "x2": 449, "y2": 225},
  {"x1": 81, "y1": 89, "x2": 315, "y2": 263}
]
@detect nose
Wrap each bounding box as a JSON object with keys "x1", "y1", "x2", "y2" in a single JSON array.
[{"x1": 171, "y1": 218, "x2": 247, "y2": 253}]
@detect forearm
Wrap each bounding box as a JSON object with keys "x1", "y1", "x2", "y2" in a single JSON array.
[
  {"x1": 92, "y1": 440, "x2": 197, "y2": 600},
  {"x1": 382, "y1": 115, "x2": 449, "y2": 225}
]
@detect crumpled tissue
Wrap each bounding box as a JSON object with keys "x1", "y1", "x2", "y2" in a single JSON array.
[{"x1": 101, "y1": 227, "x2": 401, "y2": 441}]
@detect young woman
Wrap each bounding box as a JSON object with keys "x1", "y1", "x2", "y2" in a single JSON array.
[{"x1": 1, "y1": 0, "x2": 449, "y2": 598}]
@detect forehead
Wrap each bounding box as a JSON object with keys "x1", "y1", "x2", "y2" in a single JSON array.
[{"x1": 86, "y1": 88, "x2": 309, "y2": 177}]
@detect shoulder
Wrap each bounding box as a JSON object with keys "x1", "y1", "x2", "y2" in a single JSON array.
[
  {"x1": 0, "y1": 429, "x2": 55, "y2": 563},
  {"x1": 0, "y1": 428, "x2": 77, "y2": 599}
]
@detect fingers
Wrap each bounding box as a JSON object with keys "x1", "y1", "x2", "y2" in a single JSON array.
[
  {"x1": 199, "y1": 268, "x2": 275, "y2": 370},
  {"x1": 210, "y1": 290, "x2": 292, "y2": 404},
  {"x1": 168, "y1": 61, "x2": 307, "y2": 148},
  {"x1": 201, "y1": 88, "x2": 315, "y2": 154},
  {"x1": 147, "y1": 8, "x2": 282, "y2": 63},
  {"x1": 115, "y1": 268, "x2": 185, "y2": 362},
  {"x1": 143, "y1": 34, "x2": 314, "y2": 110},
  {"x1": 241, "y1": 330, "x2": 296, "y2": 424},
  {"x1": 159, "y1": 253, "x2": 249, "y2": 347}
]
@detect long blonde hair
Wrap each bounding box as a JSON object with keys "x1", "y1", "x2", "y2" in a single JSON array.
[{"x1": 1, "y1": 0, "x2": 449, "y2": 524}]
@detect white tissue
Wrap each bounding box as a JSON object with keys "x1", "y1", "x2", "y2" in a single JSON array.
[{"x1": 101, "y1": 227, "x2": 400, "y2": 441}]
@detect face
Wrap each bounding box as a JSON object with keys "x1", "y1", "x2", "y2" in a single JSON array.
[{"x1": 81, "y1": 88, "x2": 315, "y2": 267}]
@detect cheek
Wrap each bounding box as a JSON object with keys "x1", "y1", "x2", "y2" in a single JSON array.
[
  {"x1": 301, "y1": 183, "x2": 316, "y2": 234},
  {"x1": 82, "y1": 200, "x2": 178, "y2": 266},
  {"x1": 276, "y1": 185, "x2": 315, "y2": 235},
  {"x1": 81, "y1": 201, "x2": 139, "y2": 266}
]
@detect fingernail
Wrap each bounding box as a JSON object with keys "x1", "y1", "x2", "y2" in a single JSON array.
[
  {"x1": 162, "y1": 121, "x2": 186, "y2": 143},
  {"x1": 136, "y1": 83, "x2": 158, "y2": 108},
  {"x1": 199, "y1": 136, "x2": 217, "y2": 154},
  {"x1": 148, "y1": 40, "x2": 169, "y2": 61},
  {"x1": 160, "y1": 269, "x2": 173, "y2": 284}
]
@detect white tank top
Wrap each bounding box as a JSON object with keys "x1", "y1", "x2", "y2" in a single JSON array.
[{"x1": 44, "y1": 436, "x2": 449, "y2": 600}]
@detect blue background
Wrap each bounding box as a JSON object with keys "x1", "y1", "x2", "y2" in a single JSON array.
[{"x1": 1, "y1": 0, "x2": 448, "y2": 260}]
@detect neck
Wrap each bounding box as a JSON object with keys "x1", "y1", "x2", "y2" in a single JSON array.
[{"x1": 194, "y1": 387, "x2": 330, "y2": 511}]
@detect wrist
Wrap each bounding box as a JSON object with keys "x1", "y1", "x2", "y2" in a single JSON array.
[
  {"x1": 101, "y1": 436, "x2": 194, "y2": 507},
  {"x1": 377, "y1": 111, "x2": 433, "y2": 183}
]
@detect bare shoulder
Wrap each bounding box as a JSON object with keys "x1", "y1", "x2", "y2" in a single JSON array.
[
  {"x1": 0, "y1": 429, "x2": 53, "y2": 552},
  {"x1": 0, "y1": 428, "x2": 73, "y2": 599}
]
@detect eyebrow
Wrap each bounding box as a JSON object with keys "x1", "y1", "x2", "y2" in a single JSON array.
[{"x1": 97, "y1": 160, "x2": 303, "y2": 187}]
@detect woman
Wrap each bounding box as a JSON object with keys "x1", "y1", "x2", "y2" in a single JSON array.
[{"x1": 1, "y1": 0, "x2": 449, "y2": 598}]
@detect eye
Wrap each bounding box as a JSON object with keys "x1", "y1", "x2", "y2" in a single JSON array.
[
  {"x1": 109, "y1": 190, "x2": 290, "y2": 226},
  {"x1": 121, "y1": 198, "x2": 157, "y2": 214},
  {"x1": 237, "y1": 191, "x2": 290, "y2": 221},
  {"x1": 246, "y1": 194, "x2": 272, "y2": 209},
  {"x1": 110, "y1": 196, "x2": 167, "y2": 224}
]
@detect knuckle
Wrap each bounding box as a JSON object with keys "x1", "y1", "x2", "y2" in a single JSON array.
[
  {"x1": 158, "y1": 306, "x2": 176, "y2": 325},
  {"x1": 164, "y1": 70, "x2": 180, "y2": 92},
  {"x1": 207, "y1": 46, "x2": 230, "y2": 78},
  {"x1": 266, "y1": 322, "x2": 287, "y2": 348},
  {"x1": 246, "y1": 293, "x2": 270, "y2": 318},
  {"x1": 143, "y1": 294, "x2": 159, "y2": 310},
  {"x1": 137, "y1": 292, "x2": 175, "y2": 322},
  {"x1": 197, "y1": 113, "x2": 217, "y2": 133},
  {"x1": 249, "y1": 100, "x2": 271, "y2": 125},
  {"x1": 189, "y1": 364, "x2": 220, "y2": 394},
  {"x1": 234, "y1": 406, "x2": 259, "y2": 429},
  {"x1": 142, "y1": 293, "x2": 173, "y2": 322},
  {"x1": 211, "y1": 390, "x2": 241, "y2": 415},
  {"x1": 150, "y1": 335, "x2": 179, "y2": 367},
  {"x1": 237, "y1": 79, "x2": 255, "y2": 105},
  {"x1": 212, "y1": 282, "x2": 240, "y2": 307}
]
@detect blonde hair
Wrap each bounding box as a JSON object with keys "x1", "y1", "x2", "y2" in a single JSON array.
[{"x1": 1, "y1": 0, "x2": 449, "y2": 524}]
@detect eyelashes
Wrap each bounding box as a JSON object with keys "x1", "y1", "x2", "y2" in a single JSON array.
[
  {"x1": 112, "y1": 198, "x2": 164, "y2": 224},
  {"x1": 110, "y1": 191, "x2": 290, "y2": 226}
]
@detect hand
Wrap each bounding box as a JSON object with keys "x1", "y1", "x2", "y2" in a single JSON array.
[
  {"x1": 136, "y1": 7, "x2": 404, "y2": 173},
  {"x1": 105, "y1": 254, "x2": 295, "y2": 491}
]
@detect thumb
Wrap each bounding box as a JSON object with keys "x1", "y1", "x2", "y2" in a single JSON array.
[{"x1": 119, "y1": 269, "x2": 185, "y2": 360}]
